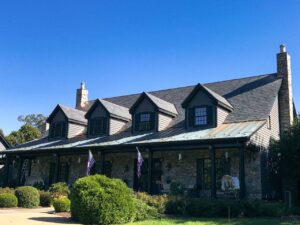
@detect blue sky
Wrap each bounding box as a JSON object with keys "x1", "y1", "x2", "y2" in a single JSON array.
[{"x1": 0, "y1": 0, "x2": 300, "y2": 135}]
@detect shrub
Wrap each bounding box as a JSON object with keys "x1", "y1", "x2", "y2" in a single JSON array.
[
  {"x1": 53, "y1": 197, "x2": 70, "y2": 212},
  {"x1": 134, "y1": 198, "x2": 160, "y2": 221},
  {"x1": 0, "y1": 187, "x2": 15, "y2": 195},
  {"x1": 170, "y1": 182, "x2": 185, "y2": 196},
  {"x1": 49, "y1": 182, "x2": 70, "y2": 198},
  {"x1": 135, "y1": 192, "x2": 168, "y2": 214},
  {"x1": 70, "y1": 175, "x2": 136, "y2": 225},
  {"x1": 165, "y1": 197, "x2": 187, "y2": 215},
  {"x1": 0, "y1": 193, "x2": 18, "y2": 208},
  {"x1": 15, "y1": 186, "x2": 40, "y2": 208},
  {"x1": 39, "y1": 191, "x2": 52, "y2": 207}
]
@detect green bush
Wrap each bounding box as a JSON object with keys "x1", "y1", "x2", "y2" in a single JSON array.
[
  {"x1": 0, "y1": 193, "x2": 18, "y2": 208},
  {"x1": 0, "y1": 187, "x2": 15, "y2": 195},
  {"x1": 170, "y1": 182, "x2": 185, "y2": 196},
  {"x1": 70, "y1": 175, "x2": 136, "y2": 225},
  {"x1": 53, "y1": 197, "x2": 70, "y2": 212},
  {"x1": 39, "y1": 191, "x2": 52, "y2": 207},
  {"x1": 49, "y1": 182, "x2": 70, "y2": 198},
  {"x1": 15, "y1": 186, "x2": 40, "y2": 208},
  {"x1": 165, "y1": 197, "x2": 187, "y2": 215},
  {"x1": 135, "y1": 192, "x2": 168, "y2": 214},
  {"x1": 134, "y1": 198, "x2": 160, "y2": 221}
]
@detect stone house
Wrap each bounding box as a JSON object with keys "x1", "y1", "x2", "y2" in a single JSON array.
[{"x1": 1, "y1": 45, "x2": 296, "y2": 199}]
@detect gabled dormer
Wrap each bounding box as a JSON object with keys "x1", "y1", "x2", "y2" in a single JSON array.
[
  {"x1": 182, "y1": 84, "x2": 233, "y2": 129},
  {"x1": 46, "y1": 104, "x2": 87, "y2": 140},
  {"x1": 129, "y1": 92, "x2": 178, "y2": 133},
  {"x1": 85, "y1": 99, "x2": 131, "y2": 137}
]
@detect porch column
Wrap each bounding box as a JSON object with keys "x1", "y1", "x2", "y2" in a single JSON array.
[
  {"x1": 210, "y1": 145, "x2": 216, "y2": 198},
  {"x1": 16, "y1": 156, "x2": 23, "y2": 186},
  {"x1": 239, "y1": 145, "x2": 246, "y2": 199},
  {"x1": 55, "y1": 153, "x2": 60, "y2": 182},
  {"x1": 3, "y1": 155, "x2": 10, "y2": 187},
  {"x1": 147, "y1": 149, "x2": 153, "y2": 194},
  {"x1": 100, "y1": 151, "x2": 105, "y2": 174}
]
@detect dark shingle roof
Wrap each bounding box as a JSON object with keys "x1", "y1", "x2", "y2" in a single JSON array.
[
  {"x1": 98, "y1": 99, "x2": 131, "y2": 121},
  {"x1": 58, "y1": 105, "x2": 87, "y2": 124}
]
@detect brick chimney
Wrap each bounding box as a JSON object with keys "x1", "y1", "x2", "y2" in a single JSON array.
[
  {"x1": 76, "y1": 82, "x2": 89, "y2": 110},
  {"x1": 277, "y1": 44, "x2": 294, "y2": 133}
]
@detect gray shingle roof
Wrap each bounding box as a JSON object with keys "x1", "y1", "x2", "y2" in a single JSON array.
[
  {"x1": 145, "y1": 92, "x2": 178, "y2": 116},
  {"x1": 202, "y1": 85, "x2": 233, "y2": 110},
  {"x1": 59, "y1": 105, "x2": 87, "y2": 124},
  {"x1": 98, "y1": 99, "x2": 131, "y2": 121}
]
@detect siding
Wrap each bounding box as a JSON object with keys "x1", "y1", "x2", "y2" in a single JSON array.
[
  {"x1": 134, "y1": 98, "x2": 155, "y2": 113},
  {"x1": 250, "y1": 96, "x2": 280, "y2": 148},
  {"x1": 217, "y1": 107, "x2": 229, "y2": 126},
  {"x1": 158, "y1": 113, "x2": 173, "y2": 131},
  {"x1": 188, "y1": 90, "x2": 214, "y2": 107},
  {"x1": 110, "y1": 118, "x2": 126, "y2": 135},
  {"x1": 90, "y1": 105, "x2": 108, "y2": 118},
  {"x1": 52, "y1": 110, "x2": 66, "y2": 122},
  {"x1": 68, "y1": 122, "x2": 87, "y2": 138}
]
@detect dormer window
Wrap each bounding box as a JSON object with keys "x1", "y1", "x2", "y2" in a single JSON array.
[
  {"x1": 189, "y1": 106, "x2": 213, "y2": 127},
  {"x1": 135, "y1": 112, "x2": 154, "y2": 132},
  {"x1": 50, "y1": 122, "x2": 66, "y2": 138},
  {"x1": 89, "y1": 117, "x2": 108, "y2": 136},
  {"x1": 195, "y1": 107, "x2": 208, "y2": 125}
]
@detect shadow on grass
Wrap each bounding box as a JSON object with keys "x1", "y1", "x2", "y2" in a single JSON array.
[{"x1": 29, "y1": 216, "x2": 80, "y2": 224}]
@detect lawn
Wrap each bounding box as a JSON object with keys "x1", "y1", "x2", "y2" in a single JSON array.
[{"x1": 126, "y1": 217, "x2": 300, "y2": 225}]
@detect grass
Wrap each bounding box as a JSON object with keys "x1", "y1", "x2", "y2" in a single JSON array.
[{"x1": 125, "y1": 217, "x2": 300, "y2": 225}]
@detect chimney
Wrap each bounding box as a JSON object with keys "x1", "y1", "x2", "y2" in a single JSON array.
[
  {"x1": 76, "y1": 82, "x2": 89, "y2": 110},
  {"x1": 277, "y1": 44, "x2": 294, "y2": 133}
]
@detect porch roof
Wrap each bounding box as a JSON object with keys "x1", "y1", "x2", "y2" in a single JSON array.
[{"x1": 3, "y1": 120, "x2": 265, "y2": 154}]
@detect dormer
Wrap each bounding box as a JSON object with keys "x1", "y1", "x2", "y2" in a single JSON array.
[
  {"x1": 85, "y1": 99, "x2": 131, "y2": 137},
  {"x1": 182, "y1": 84, "x2": 233, "y2": 129},
  {"x1": 129, "y1": 92, "x2": 178, "y2": 133},
  {"x1": 46, "y1": 105, "x2": 87, "y2": 140}
]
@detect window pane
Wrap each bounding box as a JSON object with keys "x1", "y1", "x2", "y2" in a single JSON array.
[
  {"x1": 140, "y1": 113, "x2": 150, "y2": 122},
  {"x1": 138, "y1": 113, "x2": 152, "y2": 131},
  {"x1": 195, "y1": 107, "x2": 208, "y2": 125}
]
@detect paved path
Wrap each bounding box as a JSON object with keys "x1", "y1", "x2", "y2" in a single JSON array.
[{"x1": 0, "y1": 207, "x2": 80, "y2": 225}]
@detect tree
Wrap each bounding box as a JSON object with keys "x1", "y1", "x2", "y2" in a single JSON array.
[
  {"x1": 6, "y1": 125, "x2": 41, "y2": 147},
  {"x1": 17, "y1": 114, "x2": 47, "y2": 131}
]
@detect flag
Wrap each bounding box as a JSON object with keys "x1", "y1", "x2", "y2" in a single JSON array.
[
  {"x1": 136, "y1": 147, "x2": 144, "y2": 178},
  {"x1": 86, "y1": 150, "x2": 95, "y2": 176}
]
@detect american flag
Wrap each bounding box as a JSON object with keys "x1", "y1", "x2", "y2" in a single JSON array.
[
  {"x1": 136, "y1": 147, "x2": 144, "y2": 178},
  {"x1": 86, "y1": 150, "x2": 95, "y2": 176}
]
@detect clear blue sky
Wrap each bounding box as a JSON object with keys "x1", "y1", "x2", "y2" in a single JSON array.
[{"x1": 0, "y1": 0, "x2": 300, "y2": 135}]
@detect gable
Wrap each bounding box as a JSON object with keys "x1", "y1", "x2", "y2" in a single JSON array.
[
  {"x1": 134, "y1": 98, "x2": 155, "y2": 114},
  {"x1": 90, "y1": 104, "x2": 109, "y2": 119},
  {"x1": 51, "y1": 110, "x2": 67, "y2": 123},
  {"x1": 188, "y1": 89, "x2": 215, "y2": 107}
]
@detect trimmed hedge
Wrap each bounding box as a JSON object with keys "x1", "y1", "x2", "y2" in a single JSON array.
[
  {"x1": 135, "y1": 192, "x2": 168, "y2": 214},
  {"x1": 15, "y1": 186, "x2": 40, "y2": 208},
  {"x1": 39, "y1": 191, "x2": 52, "y2": 207},
  {"x1": 0, "y1": 187, "x2": 15, "y2": 195},
  {"x1": 134, "y1": 198, "x2": 160, "y2": 221},
  {"x1": 0, "y1": 193, "x2": 18, "y2": 208},
  {"x1": 49, "y1": 182, "x2": 70, "y2": 198},
  {"x1": 70, "y1": 175, "x2": 136, "y2": 225},
  {"x1": 53, "y1": 197, "x2": 70, "y2": 212}
]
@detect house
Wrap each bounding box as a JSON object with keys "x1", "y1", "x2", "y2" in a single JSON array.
[
  {"x1": 0, "y1": 133, "x2": 10, "y2": 186},
  {"x1": 1, "y1": 45, "x2": 296, "y2": 199},
  {"x1": 0, "y1": 133, "x2": 10, "y2": 151}
]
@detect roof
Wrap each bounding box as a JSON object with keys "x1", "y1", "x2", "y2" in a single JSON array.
[
  {"x1": 182, "y1": 83, "x2": 233, "y2": 111},
  {"x1": 130, "y1": 92, "x2": 178, "y2": 117},
  {"x1": 4, "y1": 121, "x2": 265, "y2": 153},
  {"x1": 47, "y1": 104, "x2": 87, "y2": 125},
  {"x1": 86, "y1": 99, "x2": 131, "y2": 121},
  {"x1": 6, "y1": 73, "x2": 282, "y2": 152},
  {"x1": 0, "y1": 133, "x2": 10, "y2": 150}
]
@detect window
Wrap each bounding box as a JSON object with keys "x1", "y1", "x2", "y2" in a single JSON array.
[
  {"x1": 195, "y1": 107, "x2": 208, "y2": 125},
  {"x1": 89, "y1": 117, "x2": 108, "y2": 136},
  {"x1": 50, "y1": 122, "x2": 66, "y2": 138},
  {"x1": 135, "y1": 112, "x2": 154, "y2": 132}
]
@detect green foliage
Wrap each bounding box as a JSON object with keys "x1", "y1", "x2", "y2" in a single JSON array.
[
  {"x1": 135, "y1": 192, "x2": 168, "y2": 214},
  {"x1": 170, "y1": 182, "x2": 185, "y2": 196},
  {"x1": 0, "y1": 193, "x2": 18, "y2": 208},
  {"x1": 18, "y1": 114, "x2": 47, "y2": 131},
  {"x1": 6, "y1": 125, "x2": 41, "y2": 146},
  {"x1": 134, "y1": 198, "x2": 160, "y2": 221},
  {"x1": 33, "y1": 181, "x2": 45, "y2": 190},
  {"x1": 271, "y1": 118, "x2": 300, "y2": 178},
  {"x1": 15, "y1": 186, "x2": 40, "y2": 208},
  {"x1": 0, "y1": 187, "x2": 15, "y2": 195},
  {"x1": 39, "y1": 191, "x2": 52, "y2": 207},
  {"x1": 165, "y1": 197, "x2": 187, "y2": 215},
  {"x1": 70, "y1": 174, "x2": 136, "y2": 225},
  {"x1": 53, "y1": 197, "x2": 70, "y2": 212},
  {"x1": 49, "y1": 182, "x2": 70, "y2": 198}
]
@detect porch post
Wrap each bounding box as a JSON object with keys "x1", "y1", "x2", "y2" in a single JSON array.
[
  {"x1": 55, "y1": 153, "x2": 60, "y2": 182},
  {"x1": 16, "y1": 156, "x2": 23, "y2": 186},
  {"x1": 100, "y1": 150, "x2": 105, "y2": 174},
  {"x1": 3, "y1": 155, "x2": 10, "y2": 187},
  {"x1": 210, "y1": 145, "x2": 216, "y2": 198},
  {"x1": 239, "y1": 144, "x2": 246, "y2": 199},
  {"x1": 148, "y1": 149, "x2": 153, "y2": 194}
]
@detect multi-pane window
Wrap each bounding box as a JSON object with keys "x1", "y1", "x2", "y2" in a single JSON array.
[
  {"x1": 135, "y1": 112, "x2": 154, "y2": 132},
  {"x1": 50, "y1": 122, "x2": 66, "y2": 138},
  {"x1": 89, "y1": 117, "x2": 107, "y2": 136},
  {"x1": 195, "y1": 107, "x2": 208, "y2": 125}
]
